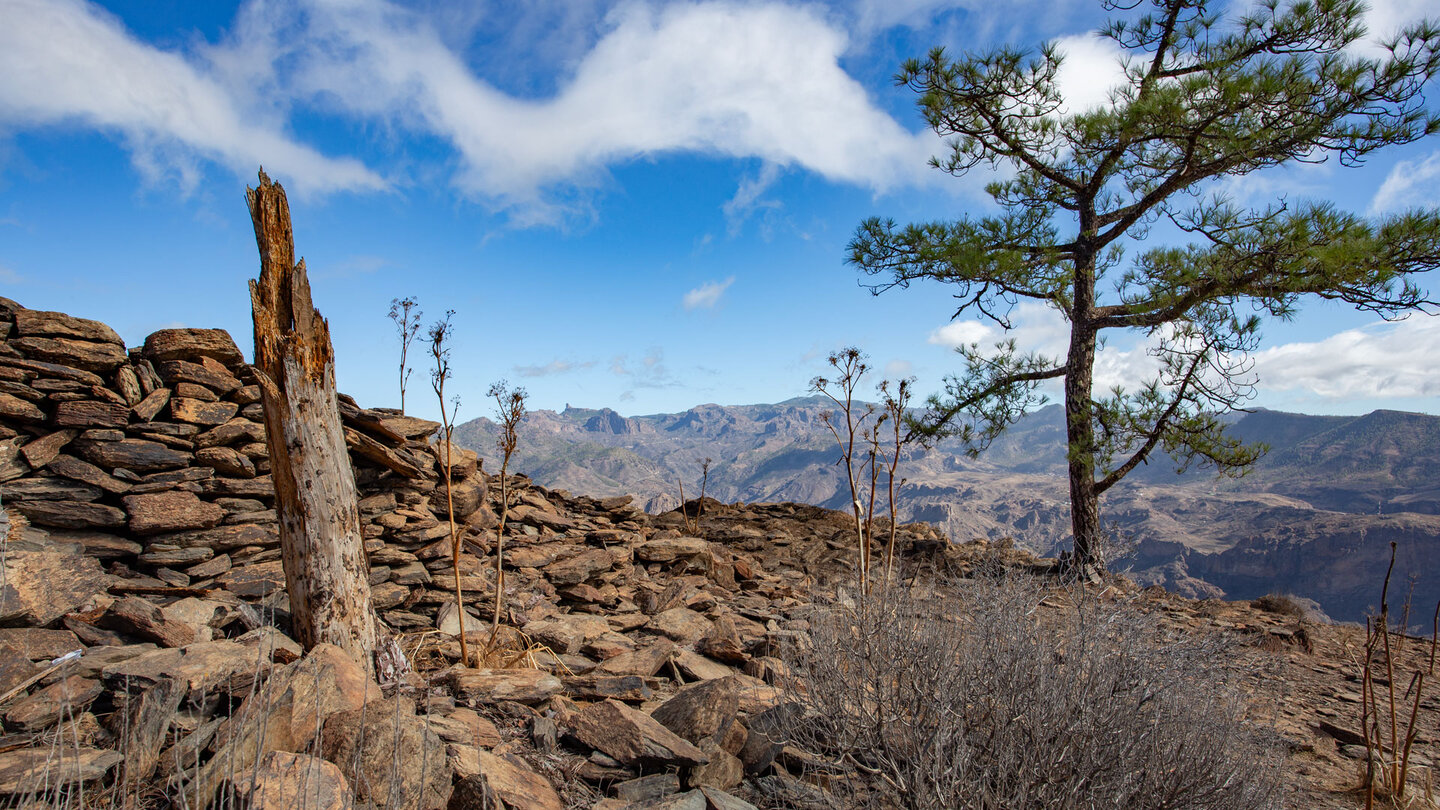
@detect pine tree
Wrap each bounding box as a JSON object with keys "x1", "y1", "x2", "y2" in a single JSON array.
[{"x1": 849, "y1": 0, "x2": 1440, "y2": 571}]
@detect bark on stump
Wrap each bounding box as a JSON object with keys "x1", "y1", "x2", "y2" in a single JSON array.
[{"x1": 246, "y1": 170, "x2": 378, "y2": 674}]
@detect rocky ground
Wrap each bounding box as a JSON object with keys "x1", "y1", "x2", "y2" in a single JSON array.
[{"x1": 1, "y1": 296, "x2": 1436, "y2": 809}]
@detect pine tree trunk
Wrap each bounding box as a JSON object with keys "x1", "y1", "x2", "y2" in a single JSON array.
[
  {"x1": 1066, "y1": 241, "x2": 1103, "y2": 574},
  {"x1": 246, "y1": 170, "x2": 378, "y2": 673}
]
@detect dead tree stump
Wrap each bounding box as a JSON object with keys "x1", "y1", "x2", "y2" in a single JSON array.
[{"x1": 246, "y1": 169, "x2": 378, "y2": 673}]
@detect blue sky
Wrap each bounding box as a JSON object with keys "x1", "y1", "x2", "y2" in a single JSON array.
[{"x1": 1, "y1": 0, "x2": 1437, "y2": 423}]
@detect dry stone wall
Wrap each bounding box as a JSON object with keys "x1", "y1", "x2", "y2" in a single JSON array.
[
  {"x1": 4, "y1": 295, "x2": 963, "y2": 808},
  {"x1": 0, "y1": 294, "x2": 512, "y2": 623}
]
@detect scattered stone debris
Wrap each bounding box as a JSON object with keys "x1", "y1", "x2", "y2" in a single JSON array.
[{"x1": 0, "y1": 295, "x2": 1432, "y2": 809}]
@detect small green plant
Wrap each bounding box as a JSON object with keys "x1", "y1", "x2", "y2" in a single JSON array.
[
  {"x1": 877, "y1": 377, "x2": 913, "y2": 585},
  {"x1": 677, "y1": 458, "x2": 712, "y2": 534},
  {"x1": 386, "y1": 296, "x2": 421, "y2": 414},
  {"x1": 428, "y1": 310, "x2": 468, "y2": 666},
  {"x1": 1360, "y1": 542, "x2": 1438, "y2": 808},
  {"x1": 811, "y1": 348, "x2": 879, "y2": 589},
  {"x1": 486, "y1": 380, "x2": 527, "y2": 638}
]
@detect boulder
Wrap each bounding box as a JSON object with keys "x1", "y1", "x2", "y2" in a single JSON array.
[
  {"x1": 650, "y1": 608, "x2": 714, "y2": 644},
  {"x1": 196, "y1": 445, "x2": 256, "y2": 478},
  {"x1": 124, "y1": 490, "x2": 225, "y2": 535},
  {"x1": 0, "y1": 438, "x2": 27, "y2": 481},
  {"x1": 12, "y1": 499, "x2": 125, "y2": 529},
  {"x1": 10, "y1": 336, "x2": 126, "y2": 372},
  {"x1": 448, "y1": 750, "x2": 564, "y2": 810},
  {"x1": 699, "y1": 787, "x2": 761, "y2": 810},
  {"x1": 543, "y1": 547, "x2": 615, "y2": 586},
  {"x1": 100, "y1": 596, "x2": 198, "y2": 648},
  {"x1": 426, "y1": 706, "x2": 502, "y2": 747},
  {"x1": 379, "y1": 414, "x2": 441, "y2": 439},
  {"x1": 450, "y1": 668, "x2": 564, "y2": 705},
  {"x1": 114, "y1": 365, "x2": 143, "y2": 405},
  {"x1": 652, "y1": 676, "x2": 741, "y2": 747},
  {"x1": 58, "y1": 529, "x2": 142, "y2": 559},
  {"x1": 2, "y1": 477, "x2": 103, "y2": 502},
  {"x1": 319, "y1": 696, "x2": 452, "y2": 810},
  {"x1": 434, "y1": 475, "x2": 485, "y2": 519},
  {"x1": 738, "y1": 703, "x2": 802, "y2": 775},
  {"x1": 674, "y1": 650, "x2": 737, "y2": 682},
  {"x1": 115, "y1": 675, "x2": 185, "y2": 786},
  {"x1": 170, "y1": 397, "x2": 239, "y2": 426},
  {"x1": 612, "y1": 773, "x2": 683, "y2": 804},
  {"x1": 0, "y1": 547, "x2": 109, "y2": 626},
  {"x1": 131, "y1": 387, "x2": 171, "y2": 422},
  {"x1": 218, "y1": 559, "x2": 287, "y2": 597},
  {"x1": 562, "y1": 674, "x2": 654, "y2": 703},
  {"x1": 506, "y1": 543, "x2": 572, "y2": 569},
  {"x1": 139, "y1": 544, "x2": 215, "y2": 567},
  {"x1": 53, "y1": 400, "x2": 129, "y2": 429},
  {"x1": 77, "y1": 437, "x2": 190, "y2": 472},
  {"x1": 0, "y1": 393, "x2": 44, "y2": 423},
  {"x1": 143, "y1": 328, "x2": 245, "y2": 369},
  {"x1": 430, "y1": 442, "x2": 479, "y2": 479},
  {"x1": 0, "y1": 747, "x2": 122, "y2": 796},
  {"x1": 235, "y1": 752, "x2": 353, "y2": 810},
  {"x1": 566, "y1": 699, "x2": 707, "y2": 768},
  {"x1": 196, "y1": 418, "x2": 266, "y2": 448},
  {"x1": 687, "y1": 739, "x2": 744, "y2": 791},
  {"x1": 0, "y1": 628, "x2": 81, "y2": 661},
  {"x1": 524, "y1": 613, "x2": 612, "y2": 655},
  {"x1": 12, "y1": 310, "x2": 123, "y2": 345},
  {"x1": 637, "y1": 537, "x2": 711, "y2": 563},
  {"x1": 193, "y1": 644, "x2": 381, "y2": 804},
  {"x1": 19, "y1": 429, "x2": 80, "y2": 467},
  {"x1": 0, "y1": 357, "x2": 103, "y2": 385},
  {"x1": 47, "y1": 453, "x2": 131, "y2": 493},
  {"x1": 3, "y1": 675, "x2": 102, "y2": 731},
  {"x1": 158, "y1": 523, "x2": 275, "y2": 551},
  {"x1": 593, "y1": 639, "x2": 676, "y2": 678}
]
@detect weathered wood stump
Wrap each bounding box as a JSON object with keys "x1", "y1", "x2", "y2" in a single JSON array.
[{"x1": 246, "y1": 169, "x2": 378, "y2": 674}]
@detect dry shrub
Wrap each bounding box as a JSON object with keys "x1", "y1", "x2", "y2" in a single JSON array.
[
  {"x1": 1252, "y1": 592, "x2": 1307, "y2": 620},
  {"x1": 782, "y1": 575, "x2": 1285, "y2": 810}
]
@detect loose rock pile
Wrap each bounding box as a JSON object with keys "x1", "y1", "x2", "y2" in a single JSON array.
[{"x1": 1, "y1": 296, "x2": 972, "y2": 809}]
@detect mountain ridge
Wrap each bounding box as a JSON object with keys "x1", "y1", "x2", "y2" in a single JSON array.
[{"x1": 453, "y1": 399, "x2": 1440, "y2": 621}]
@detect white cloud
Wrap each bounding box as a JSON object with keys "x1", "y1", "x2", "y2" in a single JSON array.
[
  {"x1": 722, "y1": 162, "x2": 783, "y2": 235},
  {"x1": 929, "y1": 302, "x2": 1172, "y2": 392},
  {"x1": 212, "y1": 0, "x2": 935, "y2": 222},
  {"x1": 1053, "y1": 33, "x2": 1128, "y2": 115},
  {"x1": 0, "y1": 0, "x2": 385, "y2": 196},
  {"x1": 1354, "y1": 0, "x2": 1435, "y2": 57},
  {"x1": 514, "y1": 359, "x2": 596, "y2": 378},
  {"x1": 611, "y1": 348, "x2": 679, "y2": 393},
  {"x1": 884, "y1": 359, "x2": 915, "y2": 379},
  {"x1": 1370, "y1": 150, "x2": 1440, "y2": 215},
  {"x1": 1, "y1": 0, "x2": 946, "y2": 219},
  {"x1": 1253, "y1": 316, "x2": 1440, "y2": 401},
  {"x1": 0, "y1": 263, "x2": 23, "y2": 284},
  {"x1": 928, "y1": 302, "x2": 1073, "y2": 356},
  {"x1": 683, "y1": 277, "x2": 735, "y2": 311},
  {"x1": 928, "y1": 320, "x2": 996, "y2": 347}
]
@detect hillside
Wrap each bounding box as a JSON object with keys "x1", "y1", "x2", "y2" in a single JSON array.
[
  {"x1": 3, "y1": 295, "x2": 1435, "y2": 808},
  {"x1": 454, "y1": 399, "x2": 1440, "y2": 622}
]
